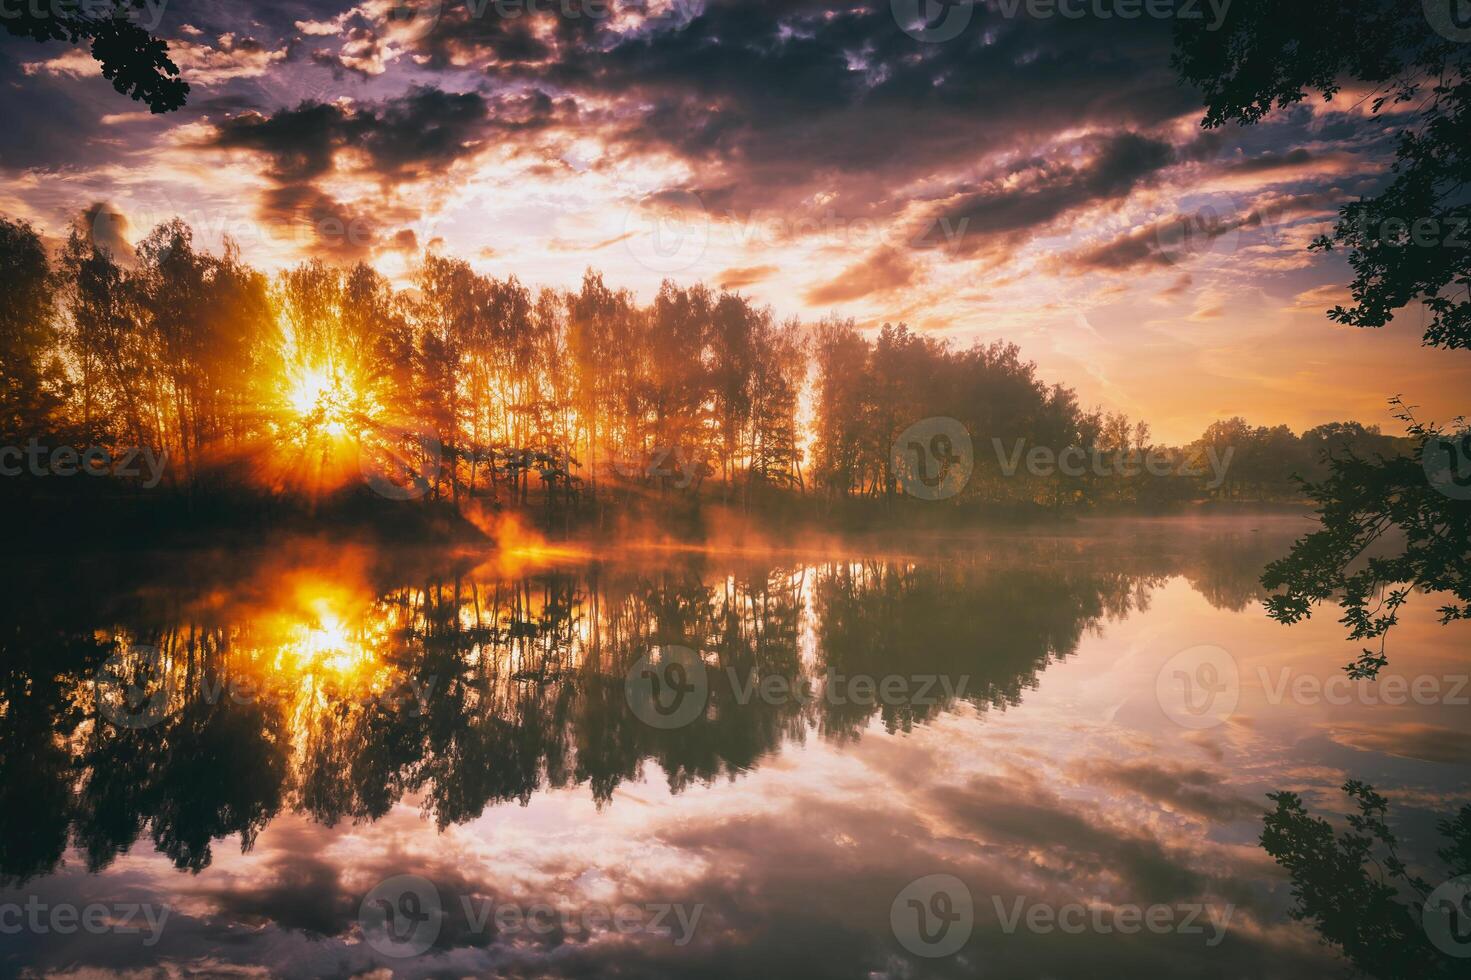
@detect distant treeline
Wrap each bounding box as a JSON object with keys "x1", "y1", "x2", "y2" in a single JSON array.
[{"x1": 0, "y1": 214, "x2": 1411, "y2": 520}]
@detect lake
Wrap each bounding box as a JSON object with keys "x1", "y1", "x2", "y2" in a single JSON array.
[{"x1": 2, "y1": 517, "x2": 1467, "y2": 978}]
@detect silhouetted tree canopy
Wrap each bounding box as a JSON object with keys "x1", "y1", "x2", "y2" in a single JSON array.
[
  {"x1": 1262, "y1": 780, "x2": 1471, "y2": 979},
  {"x1": 1177, "y1": 3, "x2": 1471, "y2": 673},
  {"x1": 2, "y1": 0, "x2": 188, "y2": 113},
  {"x1": 1174, "y1": 0, "x2": 1469, "y2": 349}
]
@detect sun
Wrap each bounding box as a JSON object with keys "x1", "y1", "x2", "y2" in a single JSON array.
[{"x1": 286, "y1": 364, "x2": 357, "y2": 437}]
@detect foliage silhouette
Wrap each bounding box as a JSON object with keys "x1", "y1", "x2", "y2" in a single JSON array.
[
  {"x1": 1261, "y1": 780, "x2": 1471, "y2": 978},
  {"x1": 1175, "y1": 2, "x2": 1471, "y2": 672},
  {"x1": 2, "y1": 0, "x2": 187, "y2": 112}
]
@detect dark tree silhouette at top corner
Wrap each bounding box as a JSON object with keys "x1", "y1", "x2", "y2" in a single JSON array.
[
  {"x1": 1174, "y1": 0, "x2": 1471, "y2": 675},
  {"x1": 3, "y1": 0, "x2": 188, "y2": 112},
  {"x1": 1174, "y1": 0, "x2": 1469, "y2": 351}
]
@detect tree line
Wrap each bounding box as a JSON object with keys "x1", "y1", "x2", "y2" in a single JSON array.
[{"x1": 0, "y1": 213, "x2": 1410, "y2": 517}]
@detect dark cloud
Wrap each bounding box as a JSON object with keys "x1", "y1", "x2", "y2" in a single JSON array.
[
  {"x1": 1225, "y1": 147, "x2": 1315, "y2": 174},
  {"x1": 1326, "y1": 722, "x2": 1471, "y2": 765},
  {"x1": 1083, "y1": 760, "x2": 1262, "y2": 822},
  {"x1": 718, "y1": 263, "x2": 778, "y2": 289},
  {"x1": 206, "y1": 85, "x2": 514, "y2": 257},
  {"x1": 210, "y1": 85, "x2": 492, "y2": 181},
  {"x1": 197, "y1": 852, "x2": 354, "y2": 937},
  {"x1": 805, "y1": 245, "x2": 917, "y2": 304},
  {"x1": 77, "y1": 201, "x2": 134, "y2": 261},
  {"x1": 933, "y1": 771, "x2": 1208, "y2": 900},
  {"x1": 0, "y1": 41, "x2": 128, "y2": 174},
  {"x1": 212, "y1": 99, "x2": 346, "y2": 183},
  {"x1": 366, "y1": 0, "x2": 1199, "y2": 223},
  {"x1": 915, "y1": 132, "x2": 1177, "y2": 257},
  {"x1": 1061, "y1": 192, "x2": 1330, "y2": 273}
]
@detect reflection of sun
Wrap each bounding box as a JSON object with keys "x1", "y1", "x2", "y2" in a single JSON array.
[{"x1": 288, "y1": 599, "x2": 371, "y2": 677}]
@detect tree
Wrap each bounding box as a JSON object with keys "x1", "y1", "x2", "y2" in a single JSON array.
[
  {"x1": 1175, "y1": 2, "x2": 1471, "y2": 671},
  {"x1": 1261, "y1": 780, "x2": 1471, "y2": 979},
  {"x1": 0, "y1": 218, "x2": 66, "y2": 441},
  {"x1": 2, "y1": 0, "x2": 188, "y2": 112},
  {"x1": 1174, "y1": 0, "x2": 1468, "y2": 349}
]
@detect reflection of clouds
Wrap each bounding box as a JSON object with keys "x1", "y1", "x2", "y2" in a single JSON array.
[
  {"x1": 1081, "y1": 759, "x2": 1260, "y2": 822},
  {"x1": 5, "y1": 526, "x2": 1468, "y2": 977},
  {"x1": 1320, "y1": 722, "x2": 1471, "y2": 767}
]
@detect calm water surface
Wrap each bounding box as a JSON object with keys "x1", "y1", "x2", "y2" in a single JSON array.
[{"x1": 2, "y1": 518, "x2": 1467, "y2": 978}]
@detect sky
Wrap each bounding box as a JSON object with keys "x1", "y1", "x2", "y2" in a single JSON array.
[{"x1": 1, "y1": 0, "x2": 1466, "y2": 444}]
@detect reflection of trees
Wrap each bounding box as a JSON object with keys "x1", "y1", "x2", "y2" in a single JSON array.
[
  {"x1": 0, "y1": 545, "x2": 1240, "y2": 882},
  {"x1": 812, "y1": 560, "x2": 1144, "y2": 740},
  {"x1": 1261, "y1": 781, "x2": 1471, "y2": 979}
]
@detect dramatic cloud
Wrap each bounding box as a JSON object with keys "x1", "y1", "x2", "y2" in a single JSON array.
[
  {"x1": 916, "y1": 132, "x2": 1179, "y2": 258},
  {"x1": 205, "y1": 85, "x2": 506, "y2": 257},
  {"x1": 805, "y1": 245, "x2": 917, "y2": 305},
  {"x1": 1, "y1": 0, "x2": 1452, "y2": 441}
]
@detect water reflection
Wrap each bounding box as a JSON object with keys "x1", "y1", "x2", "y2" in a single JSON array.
[
  {"x1": 0, "y1": 524, "x2": 1280, "y2": 884},
  {"x1": 7, "y1": 520, "x2": 1461, "y2": 978}
]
